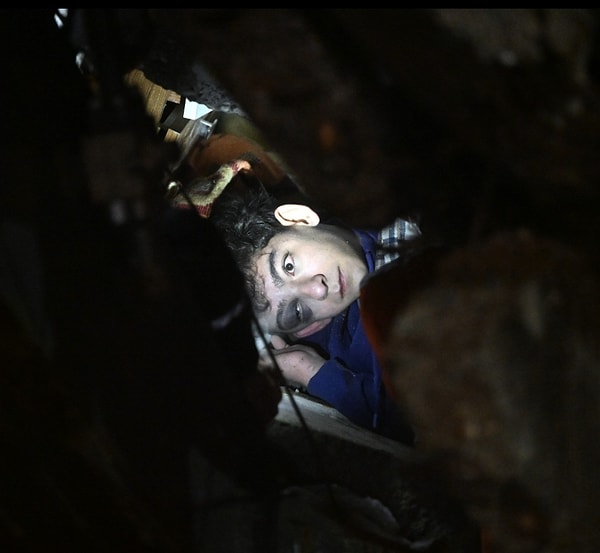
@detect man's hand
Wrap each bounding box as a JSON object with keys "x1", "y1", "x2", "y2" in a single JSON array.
[{"x1": 259, "y1": 335, "x2": 325, "y2": 389}]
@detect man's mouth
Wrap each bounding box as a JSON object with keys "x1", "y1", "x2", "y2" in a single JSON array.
[
  {"x1": 338, "y1": 268, "x2": 346, "y2": 299},
  {"x1": 292, "y1": 318, "x2": 333, "y2": 338}
]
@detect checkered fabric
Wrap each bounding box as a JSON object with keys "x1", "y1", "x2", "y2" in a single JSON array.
[{"x1": 375, "y1": 217, "x2": 422, "y2": 269}]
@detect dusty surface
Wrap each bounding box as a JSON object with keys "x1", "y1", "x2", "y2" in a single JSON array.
[{"x1": 147, "y1": 10, "x2": 600, "y2": 248}]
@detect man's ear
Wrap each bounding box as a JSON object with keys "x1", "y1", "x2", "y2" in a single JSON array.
[{"x1": 274, "y1": 204, "x2": 320, "y2": 227}]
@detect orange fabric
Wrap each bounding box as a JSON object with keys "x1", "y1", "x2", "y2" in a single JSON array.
[
  {"x1": 179, "y1": 133, "x2": 287, "y2": 191},
  {"x1": 360, "y1": 249, "x2": 443, "y2": 400}
]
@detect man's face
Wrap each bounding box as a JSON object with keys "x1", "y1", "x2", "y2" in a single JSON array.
[{"x1": 254, "y1": 224, "x2": 368, "y2": 338}]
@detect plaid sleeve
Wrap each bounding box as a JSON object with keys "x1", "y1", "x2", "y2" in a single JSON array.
[{"x1": 376, "y1": 217, "x2": 422, "y2": 269}]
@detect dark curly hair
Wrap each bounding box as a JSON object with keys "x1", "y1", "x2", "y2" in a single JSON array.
[{"x1": 210, "y1": 187, "x2": 287, "y2": 314}]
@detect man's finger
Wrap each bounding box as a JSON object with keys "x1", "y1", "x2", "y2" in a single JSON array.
[{"x1": 270, "y1": 335, "x2": 287, "y2": 349}]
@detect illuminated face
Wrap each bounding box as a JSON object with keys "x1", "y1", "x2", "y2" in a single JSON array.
[{"x1": 254, "y1": 224, "x2": 368, "y2": 338}]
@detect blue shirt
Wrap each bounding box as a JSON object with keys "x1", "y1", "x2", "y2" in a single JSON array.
[{"x1": 299, "y1": 228, "x2": 416, "y2": 445}]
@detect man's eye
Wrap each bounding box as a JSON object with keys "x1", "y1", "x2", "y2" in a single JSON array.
[
  {"x1": 283, "y1": 254, "x2": 295, "y2": 275},
  {"x1": 294, "y1": 302, "x2": 303, "y2": 322}
]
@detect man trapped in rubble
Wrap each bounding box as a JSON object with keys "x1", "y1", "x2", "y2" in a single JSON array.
[{"x1": 210, "y1": 187, "x2": 422, "y2": 445}]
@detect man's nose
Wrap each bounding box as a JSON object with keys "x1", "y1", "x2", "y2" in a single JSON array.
[{"x1": 297, "y1": 274, "x2": 327, "y2": 299}]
